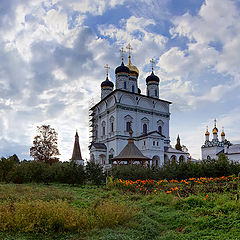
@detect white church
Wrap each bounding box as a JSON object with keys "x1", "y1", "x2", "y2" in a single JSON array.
[
  {"x1": 88, "y1": 45, "x2": 187, "y2": 168},
  {"x1": 201, "y1": 120, "x2": 240, "y2": 161}
]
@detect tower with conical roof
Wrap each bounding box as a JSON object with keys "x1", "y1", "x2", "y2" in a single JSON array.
[{"x1": 71, "y1": 131, "x2": 84, "y2": 165}]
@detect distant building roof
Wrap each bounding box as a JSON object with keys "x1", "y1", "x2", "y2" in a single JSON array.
[
  {"x1": 112, "y1": 130, "x2": 150, "y2": 161},
  {"x1": 71, "y1": 131, "x2": 83, "y2": 160},
  {"x1": 165, "y1": 147, "x2": 187, "y2": 154},
  {"x1": 90, "y1": 143, "x2": 107, "y2": 150},
  {"x1": 226, "y1": 144, "x2": 240, "y2": 155}
]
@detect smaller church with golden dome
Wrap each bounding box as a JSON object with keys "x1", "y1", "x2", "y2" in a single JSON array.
[{"x1": 201, "y1": 119, "x2": 240, "y2": 161}]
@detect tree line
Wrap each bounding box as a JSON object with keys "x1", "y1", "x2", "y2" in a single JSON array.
[{"x1": 1, "y1": 153, "x2": 240, "y2": 185}]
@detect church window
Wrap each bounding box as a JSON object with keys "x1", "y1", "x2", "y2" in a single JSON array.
[
  {"x1": 124, "y1": 81, "x2": 127, "y2": 89},
  {"x1": 158, "y1": 126, "x2": 162, "y2": 134},
  {"x1": 102, "y1": 121, "x2": 106, "y2": 136},
  {"x1": 126, "y1": 121, "x2": 131, "y2": 132},
  {"x1": 147, "y1": 90, "x2": 149, "y2": 96},
  {"x1": 143, "y1": 124, "x2": 147, "y2": 134},
  {"x1": 153, "y1": 141, "x2": 155, "y2": 146},
  {"x1": 132, "y1": 85, "x2": 135, "y2": 93},
  {"x1": 110, "y1": 116, "x2": 114, "y2": 133},
  {"x1": 155, "y1": 89, "x2": 157, "y2": 96},
  {"x1": 157, "y1": 142, "x2": 159, "y2": 146},
  {"x1": 144, "y1": 141, "x2": 146, "y2": 146}
]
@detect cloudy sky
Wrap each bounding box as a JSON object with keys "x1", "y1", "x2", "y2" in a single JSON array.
[{"x1": 0, "y1": 0, "x2": 240, "y2": 161}]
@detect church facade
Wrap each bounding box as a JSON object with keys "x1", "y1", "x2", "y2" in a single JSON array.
[
  {"x1": 89, "y1": 46, "x2": 187, "y2": 168},
  {"x1": 201, "y1": 120, "x2": 240, "y2": 161}
]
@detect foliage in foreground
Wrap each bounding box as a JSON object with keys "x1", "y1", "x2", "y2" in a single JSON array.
[
  {"x1": 0, "y1": 184, "x2": 135, "y2": 234},
  {"x1": 1, "y1": 183, "x2": 240, "y2": 239}
]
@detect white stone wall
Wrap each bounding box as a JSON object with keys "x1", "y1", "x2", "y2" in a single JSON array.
[
  {"x1": 90, "y1": 90, "x2": 170, "y2": 165},
  {"x1": 202, "y1": 146, "x2": 224, "y2": 160},
  {"x1": 227, "y1": 154, "x2": 240, "y2": 162}
]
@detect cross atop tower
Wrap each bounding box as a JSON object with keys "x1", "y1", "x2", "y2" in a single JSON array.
[
  {"x1": 104, "y1": 64, "x2": 110, "y2": 77},
  {"x1": 214, "y1": 119, "x2": 217, "y2": 127},
  {"x1": 150, "y1": 58, "x2": 155, "y2": 72},
  {"x1": 120, "y1": 47, "x2": 126, "y2": 62},
  {"x1": 126, "y1": 43, "x2": 133, "y2": 64}
]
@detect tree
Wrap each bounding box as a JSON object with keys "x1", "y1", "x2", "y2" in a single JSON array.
[
  {"x1": 30, "y1": 125, "x2": 60, "y2": 164},
  {"x1": 85, "y1": 160, "x2": 105, "y2": 185}
]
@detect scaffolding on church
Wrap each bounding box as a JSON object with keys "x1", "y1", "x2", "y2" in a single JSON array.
[{"x1": 88, "y1": 98, "x2": 96, "y2": 148}]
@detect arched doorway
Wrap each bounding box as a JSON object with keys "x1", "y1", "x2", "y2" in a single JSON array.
[
  {"x1": 179, "y1": 155, "x2": 185, "y2": 163},
  {"x1": 152, "y1": 155, "x2": 160, "y2": 167},
  {"x1": 170, "y1": 155, "x2": 177, "y2": 164}
]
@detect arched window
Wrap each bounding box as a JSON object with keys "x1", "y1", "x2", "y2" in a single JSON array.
[
  {"x1": 155, "y1": 89, "x2": 158, "y2": 97},
  {"x1": 124, "y1": 81, "x2": 127, "y2": 89},
  {"x1": 101, "y1": 121, "x2": 106, "y2": 136},
  {"x1": 158, "y1": 126, "x2": 162, "y2": 134},
  {"x1": 110, "y1": 116, "x2": 114, "y2": 133},
  {"x1": 126, "y1": 121, "x2": 131, "y2": 132},
  {"x1": 143, "y1": 123, "x2": 147, "y2": 134},
  {"x1": 132, "y1": 85, "x2": 135, "y2": 93}
]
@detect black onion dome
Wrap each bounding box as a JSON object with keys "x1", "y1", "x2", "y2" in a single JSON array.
[
  {"x1": 115, "y1": 62, "x2": 130, "y2": 74},
  {"x1": 101, "y1": 77, "x2": 114, "y2": 88},
  {"x1": 146, "y1": 72, "x2": 160, "y2": 83}
]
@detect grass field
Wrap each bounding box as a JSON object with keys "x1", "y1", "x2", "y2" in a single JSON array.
[{"x1": 1, "y1": 180, "x2": 240, "y2": 240}]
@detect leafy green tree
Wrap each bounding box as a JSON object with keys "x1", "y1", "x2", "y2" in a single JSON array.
[
  {"x1": 85, "y1": 160, "x2": 104, "y2": 185},
  {"x1": 0, "y1": 157, "x2": 17, "y2": 182},
  {"x1": 60, "y1": 162, "x2": 85, "y2": 185},
  {"x1": 30, "y1": 125, "x2": 60, "y2": 164}
]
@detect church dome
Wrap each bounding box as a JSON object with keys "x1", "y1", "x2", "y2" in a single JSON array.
[
  {"x1": 115, "y1": 62, "x2": 130, "y2": 74},
  {"x1": 205, "y1": 130, "x2": 210, "y2": 136},
  {"x1": 146, "y1": 72, "x2": 160, "y2": 84},
  {"x1": 101, "y1": 76, "x2": 114, "y2": 88},
  {"x1": 221, "y1": 130, "x2": 225, "y2": 137},
  {"x1": 212, "y1": 127, "x2": 218, "y2": 134},
  {"x1": 126, "y1": 62, "x2": 139, "y2": 77}
]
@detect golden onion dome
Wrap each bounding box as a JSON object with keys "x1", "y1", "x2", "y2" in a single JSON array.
[
  {"x1": 212, "y1": 127, "x2": 218, "y2": 134},
  {"x1": 126, "y1": 60, "x2": 139, "y2": 77},
  {"x1": 221, "y1": 131, "x2": 225, "y2": 137},
  {"x1": 205, "y1": 130, "x2": 210, "y2": 136}
]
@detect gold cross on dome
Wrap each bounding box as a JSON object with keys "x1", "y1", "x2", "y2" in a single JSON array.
[
  {"x1": 126, "y1": 43, "x2": 133, "y2": 62},
  {"x1": 104, "y1": 64, "x2": 110, "y2": 77},
  {"x1": 150, "y1": 58, "x2": 155, "y2": 72},
  {"x1": 120, "y1": 47, "x2": 126, "y2": 62}
]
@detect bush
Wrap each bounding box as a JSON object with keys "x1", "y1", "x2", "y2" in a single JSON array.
[{"x1": 85, "y1": 160, "x2": 105, "y2": 185}]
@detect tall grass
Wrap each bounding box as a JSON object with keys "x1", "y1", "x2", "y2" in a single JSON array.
[
  {"x1": 0, "y1": 199, "x2": 135, "y2": 233},
  {"x1": 0, "y1": 184, "x2": 74, "y2": 202}
]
